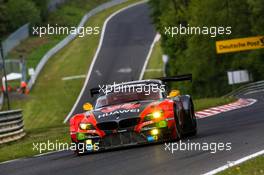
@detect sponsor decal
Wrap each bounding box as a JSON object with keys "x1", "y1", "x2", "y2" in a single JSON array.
[
  {"x1": 98, "y1": 108, "x2": 140, "y2": 118},
  {"x1": 101, "y1": 103, "x2": 141, "y2": 113},
  {"x1": 216, "y1": 36, "x2": 264, "y2": 54}
]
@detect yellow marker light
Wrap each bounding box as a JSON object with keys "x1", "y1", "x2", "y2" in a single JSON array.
[
  {"x1": 86, "y1": 139, "x2": 92, "y2": 145},
  {"x1": 151, "y1": 129, "x2": 159, "y2": 135},
  {"x1": 152, "y1": 111, "x2": 162, "y2": 119}
]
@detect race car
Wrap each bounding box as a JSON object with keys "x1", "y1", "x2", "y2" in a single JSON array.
[{"x1": 69, "y1": 74, "x2": 197, "y2": 154}]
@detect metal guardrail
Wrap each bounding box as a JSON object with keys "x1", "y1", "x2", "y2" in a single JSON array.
[
  {"x1": 1, "y1": 23, "x2": 30, "y2": 58},
  {"x1": 48, "y1": 0, "x2": 69, "y2": 12},
  {"x1": 226, "y1": 80, "x2": 264, "y2": 97},
  {"x1": 27, "y1": 0, "x2": 129, "y2": 90},
  {"x1": 0, "y1": 109, "x2": 25, "y2": 144},
  {"x1": 0, "y1": 93, "x2": 3, "y2": 110}
]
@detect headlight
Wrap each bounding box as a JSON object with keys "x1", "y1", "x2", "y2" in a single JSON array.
[
  {"x1": 152, "y1": 111, "x2": 163, "y2": 119},
  {"x1": 144, "y1": 110, "x2": 164, "y2": 121},
  {"x1": 79, "y1": 123, "x2": 94, "y2": 130}
]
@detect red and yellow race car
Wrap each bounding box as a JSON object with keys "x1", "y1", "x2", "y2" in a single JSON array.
[{"x1": 70, "y1": 74, "x2": 197, "y2": 154}]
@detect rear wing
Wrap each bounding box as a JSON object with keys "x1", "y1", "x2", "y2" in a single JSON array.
[
  {"x1": 90, "y1": 87, "x2": 100, "y2": 97},
  {"x1": 158, "y1": 74, "x2": 192, "y2": 82},
  {"x1": 90, "y1": 74, "x2": 192, "y2": 97}
]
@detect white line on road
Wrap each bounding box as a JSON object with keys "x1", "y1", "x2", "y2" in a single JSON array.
[
  {"x1": 202, "y1": 149, "x2": 264, "y2": 175},
  {"x1": 145, "y1": 69, "x2": 162, "y2": 72},
  {"x1": 117, "y1": 67, "x2": 132, "y2": 73},
  {"x1": 64, "y1": 0, "x2": 150, "y2": 123},
  {"x1": 139, "y1": 33, "x2": 161, "y2": 80},
  {"x1": 95, "y1": 70, "x2": 102, "y2": 76},
  {"x1": 62, "y1": 75, "x2": 86, "y2": 81}
]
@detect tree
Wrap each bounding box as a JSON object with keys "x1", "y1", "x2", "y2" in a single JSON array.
[
  {"x1": 148, "y1": 0, "x2": 264, "y2": 97},
  {"x1": 6, "y1": 0, "x2": 40, "y2": 31},
  {"x1": 0, "y1": 4, "x2": 8, "y2": 37}
]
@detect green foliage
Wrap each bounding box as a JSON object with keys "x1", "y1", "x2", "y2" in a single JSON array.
[
  {"x1": 31, "y1": 0, "x2": 49, "y2": 22},
  {"x1": 6, "y1": 0, "x2": 40, "y2": 30},
  {"x1": 218, "y1": 155, "x2": 264, "y2": 175},
  {"x1": 46, "y1": 0, "x2": 107, "y2": 27},
  {"x1": 148, "y1": 0, "x2": 264, "y2": 97},
  {"x1": 0, "y1": 4, "x2": 8, "y2": 37}
]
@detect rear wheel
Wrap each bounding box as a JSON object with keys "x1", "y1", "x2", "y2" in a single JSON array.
[
  {"x1": 173, "y1": 104, "x2": 183, "y2": 139},
  {"x1": 188, "y1": 100, "x2": 197, "y2": 136},
  {"x1": 184, "y1": 99, "x2": 197, "y2": 136},
  {"x1": 177, "y1": 95, "x2": 197, "y2": 137}
]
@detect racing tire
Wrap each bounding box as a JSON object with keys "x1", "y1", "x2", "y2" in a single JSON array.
[
  {"x1": 173, "y1": 104, "x2": 183, "y2": 140},
  {"x1": 184, "y1": 99, "x2": 197, "y2": 136},
  {"x1": 179, "y1": 95, "x2": 197, "y2": 137}
]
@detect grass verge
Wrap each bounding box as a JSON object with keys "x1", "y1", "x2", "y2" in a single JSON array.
[
  {"x1": 194, "y1": 97, "x2": 236, "y2": 111},
  {"x1": 143, "y1": 40, "x2": 163, "y2": 79},
  {"x1": 7, "y1": 0, "x2": 108, "y2": 69},
  {"x1": 217, "y1": 155, "x2": 264, "y2": 175}
]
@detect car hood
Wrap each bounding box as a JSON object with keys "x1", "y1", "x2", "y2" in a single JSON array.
[{"x1": 91, "y1": 100, "x2": 158, "y2": 123}]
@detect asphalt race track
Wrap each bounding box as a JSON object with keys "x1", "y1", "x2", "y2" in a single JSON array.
[
  {"x1": 71, "y1": 3, "x2": 156, "y2": 115},
  {"x1": 1, "y1": 3, "x2": 264, "y2": 175}
]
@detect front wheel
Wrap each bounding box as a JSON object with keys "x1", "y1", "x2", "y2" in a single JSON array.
[{"x1": 71, "y1": 140, "x2": 85, "y2": 156}]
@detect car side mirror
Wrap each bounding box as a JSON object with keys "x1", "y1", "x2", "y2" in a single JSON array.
[
  {"x1": 83, "y1": 103, "x2": 93, "y2": 111},
  {"x1": 168, "y1": 90, "x2": 180, "y2": 98}
]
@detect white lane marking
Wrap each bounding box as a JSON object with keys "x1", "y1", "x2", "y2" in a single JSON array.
[
  {"x1": 64, "y1": 0, "x2": 150, "y2": 123},
  {"x1": 145, "y1": 69, "x2": 163, "y2": 72},
  {"x1": 202, "y1": 149, "x2": 264, "y2": 175},
  {"x1": 139, "y1": 33, "x2": 161, "y2": 80},
  {"x1": 62, "y1": 75, "x2": 86, "y2": 81},
  {"x1": 0, "y1": 150, "x2": 66, "y2": 165},
  {"x1": 117, "y1": 67, "x2": 132, "y2": 73},
  {"x1": 0, "y1": 158, "x2": 24, "y2": 165},
  {"x1": 244, "y1": 89, "x2": 264, "y2": 95},
  {"x1": 33, "y1": 150, "x2": 65, "y2": 157},
  {"x1": 95, "y1": 70, "x2": 102, "y2": 76}
]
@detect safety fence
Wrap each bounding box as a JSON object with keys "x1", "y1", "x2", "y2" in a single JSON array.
[
  {"x1": 48, "y1": 0, "x2": 69, "y2": 12},
  {"x1": 1, "y1": 23, "x2": 30, "y2": 58},
  {"x1": 27, "y1": 0, "x2": 129, "y2": 90},
  {"x1": 0, "y1": 109, "x2": 25, "y2": 144},
  {"x1": 226, "y1": 80, "x2": 264, "y2": 97}
]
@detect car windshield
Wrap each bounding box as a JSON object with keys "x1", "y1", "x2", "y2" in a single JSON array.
[{"x1": 95, "y1": 86, "x2": 163, "y2": 108}]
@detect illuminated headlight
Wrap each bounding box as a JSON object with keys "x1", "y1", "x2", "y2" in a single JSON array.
[
  {"x1": 144, "y1": 110, "x2": 164, "y2": 121},
  {"x1": 152, "y1": 111, "x2": 162, "y2": 119},
  {"x1": 79, "y1": 123, "x2": 94, "y2": 130}
]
